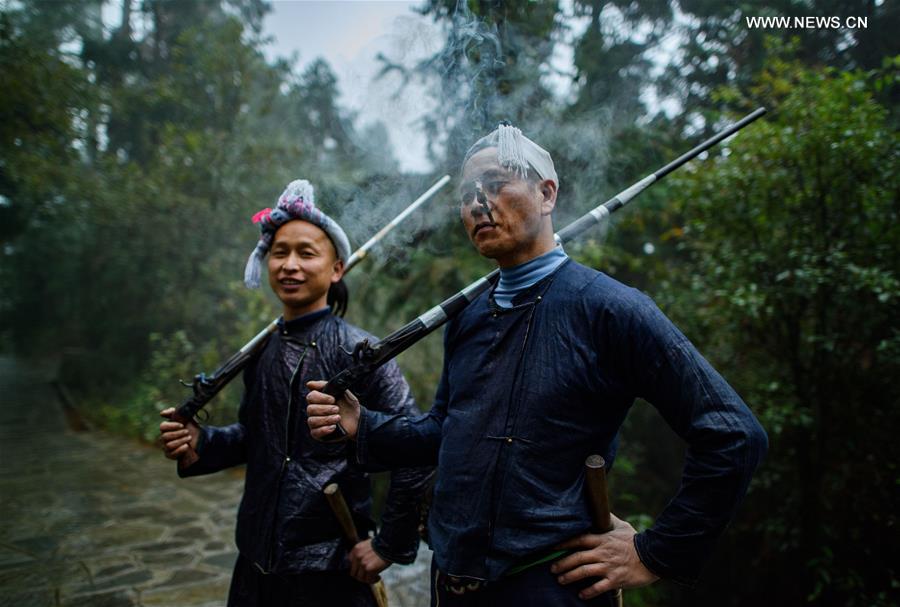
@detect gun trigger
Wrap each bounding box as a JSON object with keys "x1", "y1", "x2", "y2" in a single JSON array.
[
  {"x1": 341, "y1": 339, "x2": 371, "y2": 360},
  {"x1": 357, "y1": 339, "x2": 371, "y2": 358}
]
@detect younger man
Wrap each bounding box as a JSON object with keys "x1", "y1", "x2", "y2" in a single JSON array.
[{"x1": 160, "y1": 179, "x2": 432, "y2": 606}]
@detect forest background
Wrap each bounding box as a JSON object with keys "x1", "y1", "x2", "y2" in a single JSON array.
[{"x1": 1, "y1": 0, "x2": 898, "y2": 605}]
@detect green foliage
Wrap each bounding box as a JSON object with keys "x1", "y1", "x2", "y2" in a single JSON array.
[
  {"x1": 0, "y1": 0, "x2": 413, "y2": 436},
  {"x1": 570, "y1": 0, "x2": 672, "y2": 118},
  {"x1": 659, "y1": 1, "x2": 900, "y2": 131},
  {"x1": 660, "y1": 59, "x2": 899, "y2": 605},
  {"x1": 4, "y1": 1, "x2": 899, "y2": 603},
  {"x1": 92, "y1": 329, "x2": 197, "y2": 443}
]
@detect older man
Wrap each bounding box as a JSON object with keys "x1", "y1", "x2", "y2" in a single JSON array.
[{"x1": 307, "y1": 126, "x2": 768, "y2": 606}]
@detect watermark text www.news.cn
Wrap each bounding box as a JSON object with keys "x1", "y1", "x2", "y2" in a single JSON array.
[{"x1": 745, "y1": 15, "x2": 868, "y2": 29}]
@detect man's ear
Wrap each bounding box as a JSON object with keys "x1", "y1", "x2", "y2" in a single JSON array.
[
  {"x1": 331, "y1": 258, "x2": 345, "y2": 283},
  {"x1": 539, "y1": 179, "x2": 557, "y2": 216}
]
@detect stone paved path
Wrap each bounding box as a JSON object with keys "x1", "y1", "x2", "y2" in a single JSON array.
[{"x1": 0, "y1": 357, "x2": 431, "y2": 606}]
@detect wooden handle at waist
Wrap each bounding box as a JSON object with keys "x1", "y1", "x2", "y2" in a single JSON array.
[
  {"x1": 324, "y1": 483, "x2": 389, "y2": 607},
  {"x1": 585, "y1": 455, "x2": 624, "y2": 606},
  {"x1": 585, "y1": 454, "x2": 613, "y2": 533},
  {"x1": 324, "y1": 482, "x2": 361, "y2": 543}
]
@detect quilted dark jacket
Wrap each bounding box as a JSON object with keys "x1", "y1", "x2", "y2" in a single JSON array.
[{"x1": 179, "y1": 308, "x2": 433, "y2": 574}]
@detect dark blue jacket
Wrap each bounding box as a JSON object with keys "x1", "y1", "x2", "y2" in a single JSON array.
[
  {"x1": 180, "y1": 309, "x2": 433, "y2": 574},
  {"x1": 357, "y1": 259, "x2": 767, "y2": 585}
]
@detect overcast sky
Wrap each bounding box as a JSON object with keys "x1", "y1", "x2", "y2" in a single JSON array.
[
  {"x1": 95, "y1": 1, "x2": 683, "y2": 173},
  {"x1": 262, "y1": 1, "x2": 441, "y2": 173}
]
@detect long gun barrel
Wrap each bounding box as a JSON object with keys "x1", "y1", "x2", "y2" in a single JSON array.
[
  {"x1": 170, "y1": 175, "x2": 451, "y2": 466},
  {"x1": 345, "y1": 175, "x2": 451, "y2": 272},
  {"x1": 318, "y1": 108, "x2": 767, "y2": 440}
]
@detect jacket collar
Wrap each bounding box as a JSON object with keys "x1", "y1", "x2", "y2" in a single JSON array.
[
  {"x1": 488, "y1": 257, "x2": 571, "y2": 312},
  {"x1": 277, "y1": 307, "x2": 332, "y2": 336}
]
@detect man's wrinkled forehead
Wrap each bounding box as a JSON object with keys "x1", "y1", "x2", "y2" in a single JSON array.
[{"x1": 460, "y1": 148, "x2": 517, "y2": 187}]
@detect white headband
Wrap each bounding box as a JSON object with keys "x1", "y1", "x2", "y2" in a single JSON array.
[{"x1": 463, "y1": 123, "x2": 558, "y2": 188}]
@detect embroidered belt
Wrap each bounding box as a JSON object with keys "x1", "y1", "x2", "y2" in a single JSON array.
[{"x1": 435, "y1": 571, "x2": 489, "y2": 596}]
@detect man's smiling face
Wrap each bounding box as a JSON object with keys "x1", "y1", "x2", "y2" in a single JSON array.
[{"x1": 267, "y1": 220, "x2": 343, "y2": 320}]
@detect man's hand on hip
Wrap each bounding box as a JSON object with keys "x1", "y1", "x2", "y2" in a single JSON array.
[
  {"x1": 551, "y1": 514, "x2": 659, "y2": 599},
  {"x1": 306, "y1": 380, "x2": 361, "y2": 440}
]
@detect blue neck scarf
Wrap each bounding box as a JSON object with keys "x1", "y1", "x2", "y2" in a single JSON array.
[{"x1": 494, "y1": 246, "x2": 568, "y2": 308}]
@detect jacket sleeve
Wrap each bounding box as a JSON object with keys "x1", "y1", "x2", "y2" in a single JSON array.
[
  {"x1": 613, "y1": 293, "x2": 768, "y2": 586},
  {"x1": 355, "y1": 358, "x2": 435, "y2": 565},
  {"x1": 178, "y1": 369, "x2": 253, "y2": 478},
  {"x1": 355, "y1": 326, "x2": 452, "y2": 470}
]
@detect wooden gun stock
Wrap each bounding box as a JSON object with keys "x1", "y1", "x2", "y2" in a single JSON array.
[{"x1": 165, "y1": 409, "x2": 200, "y2": 470}]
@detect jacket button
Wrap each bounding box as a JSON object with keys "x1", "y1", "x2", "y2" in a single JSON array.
[
  {"x1": 285, "y1": 457, "x2": 291, "y2": 462},
  {"x1": 506, "y1": 437, "x2": 513, "y2": 444},
  {"x1": 311, "y1": 341, "x2": 317, "y2": 347}
]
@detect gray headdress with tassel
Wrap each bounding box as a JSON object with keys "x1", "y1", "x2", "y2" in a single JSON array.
[
  {"x1": 462, "y1": 122, "x2": 559, "y2": 188},
  {"x1": 243, "y1": 179, "x2": 352, "y2": 288}
]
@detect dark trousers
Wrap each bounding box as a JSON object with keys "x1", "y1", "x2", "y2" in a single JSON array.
[
  {"x1": 430, "y1": 560, "x2": 618, "y2": 607},
  {"x1": 227, "y1": 554, "x2": 376, "y2": 607}
]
